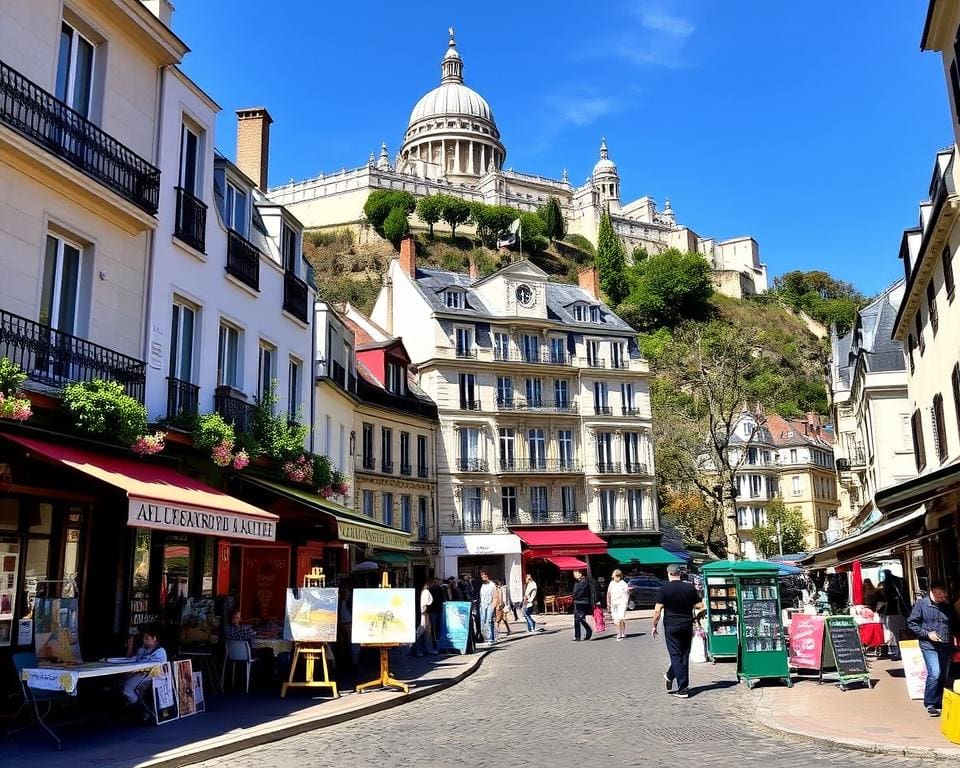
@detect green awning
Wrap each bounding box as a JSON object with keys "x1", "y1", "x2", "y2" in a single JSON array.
[
  {"x1": 608, "y1": 546, "x2": 684, "y2": 565},
  {"x1": 373, "y1": 551, "x2": 410, "y2": 565}
]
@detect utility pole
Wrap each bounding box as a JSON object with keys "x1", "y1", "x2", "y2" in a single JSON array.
[{"x1": 776, "y1": 520, "x2": 783, "y2": 556}]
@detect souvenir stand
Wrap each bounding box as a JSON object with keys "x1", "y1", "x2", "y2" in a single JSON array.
[
  {"x1": 734, "y1": 562, "x2": 792, "y2": 689},
  {"x1": 700, "y1": 561, "x2": 738, "y2": 661}
]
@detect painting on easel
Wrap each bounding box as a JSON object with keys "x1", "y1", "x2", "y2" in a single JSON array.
[
  {"x1": 284, "y1": 588, "x2": 338, "y2": 643},
  {"x1": 351, "y1": 588, "x2": 416, "y2": 645}
]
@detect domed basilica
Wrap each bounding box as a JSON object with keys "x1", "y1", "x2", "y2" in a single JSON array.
[{"x1": 268, "y1": 29, "x2": 768, "y2": 297}]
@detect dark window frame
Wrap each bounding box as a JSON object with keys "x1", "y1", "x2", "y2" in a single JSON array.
[
  {"x1": 911, "y1": 408, "x2": 927, "y2": 472},
  {"x1": 933, "y1": 393, "x2": 948, "y2": 462}
]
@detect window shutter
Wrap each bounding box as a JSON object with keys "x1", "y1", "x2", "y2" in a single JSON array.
[{"x1": 911, "y1": 409, "x2": 926, "y2": 471}]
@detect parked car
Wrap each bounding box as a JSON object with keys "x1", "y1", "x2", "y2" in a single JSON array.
[{"x1": 626, "y1": 576, "x2": 664, "y2": 609}]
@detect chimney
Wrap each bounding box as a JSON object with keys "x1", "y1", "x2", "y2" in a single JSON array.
[
  {"x1": 399, "y1": 236, "x2": 417, "y2": 277},
  {"x1": 142, "y1": 0, "x2": 174, "y2": 26},
  {"x1": 236, "y1": 107, "x2": 273, "y2": 191},
  {"x1": 578, "y1": 266, "x2": 599, "y2": 300},
  {"x1": 468, "y1": 258, "x2": 479, "y2": 281}
]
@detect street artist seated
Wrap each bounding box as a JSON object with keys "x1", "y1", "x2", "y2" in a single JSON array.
[
  {"x1": 224, "y1": 609, "x2": 257, "y2": 643},
  {"x1": 120, "y1": 624, "x2": 166, "y2": 718}
]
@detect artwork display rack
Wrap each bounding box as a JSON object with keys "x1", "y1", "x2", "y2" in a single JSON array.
[{"x1": 280, "y1": 568, "x2": 339, "y2": 699}]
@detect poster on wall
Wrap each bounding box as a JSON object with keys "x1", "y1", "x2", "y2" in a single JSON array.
[
  {"x1": 240, "y1": 547, "x2": 290, "y2": 629},
  {"x1": 152, "y1": 662, "x2": 179, "y2": 724},
  {"x1": 180, "y1": 598, "x2": 220, "y2": 644},
  {"x1": 284, "y1": 588, "x2": 338, "y2": 643},
  {"x1": 34, "y1": 597, "x2": 82, "y2": 663},
  {"x1": 351, "y1": 588, "x2": 416, "y2": 645},
  {"x1": 174, "y1": 659, "x2": 197, "y2": 717}
]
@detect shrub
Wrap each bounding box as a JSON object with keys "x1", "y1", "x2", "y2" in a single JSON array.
[
  {"x1": 194, "y1": 413, "x2": 236, "y2": 451},
  {"x1": 539, "y1": 196, "x2": 566, "y2": 240},
  {"x1": 415, "y1": 195, "x2": 443, "y2": 237},
  {"x1": 62, "y1": 380, "x2": 148, "y2": 447},
  {"x1": 0, "y1": 358, "x2": 27, "y2": 398},
  {"x1": 383, "y1": 205, "x2": 410, "y2": 249},
  {"x1": 563, "y1": 233, "x2": 596, "y2": 256},
  {"x1": 363, "y1": 190, "x2": 415, "y2": 237},
  {"x1": 248, "y1": 382, "x2": 308, "y2": 464}
]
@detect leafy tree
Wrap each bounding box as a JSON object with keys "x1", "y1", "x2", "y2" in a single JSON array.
[
  {"x1": 563, "y1": 233, "x2": 595, "y2": 256},
  {"x1": 595, "y1": 210, "x2": 629, "y2": 305},
  {"x1": 625, "y1": 248, "x2": 713, "y2": 330},
  {"x1": 519, "y1": 211, "x2": 549, "y2": 255},
  {"x1": 539, "y1": 196, "x2": 566, "y2": 240},
  {"x1": 632, "y1": 245, "x2": 649, "y2": 263},
  {"x1": 363, "y1": 190, "x2": 415, "y2": 237},
  {"x1": 383, "y1": 204, "x2": 410, "y2": 249},
  {"x1": 751, "y1": 498, "x2": 810, "y2": 558},
  {"x1": 415, "y1": 195, "x2": 443, "y2": 237},
  {"x1": 661, "y1": 489, "x2": 725, "y2": 557},
  {"x1": 439, "y1": 195, "x2": 471, "y2": 239},
  {"x1": 774, "y1": 269, "x2": 865, "y2": 336},
  {"x1": 470, "y1": 202, "x2": 520, "y2": 248}
]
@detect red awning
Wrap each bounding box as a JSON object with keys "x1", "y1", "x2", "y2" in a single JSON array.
[
  {"x1": 516, "y1": 528, "x2": 608, "y2": 558},
  {"x1": 545, "y1": 556, "x2": 588, "y2": 570},
  {"x1": 2, "y1": 434, "x2": 277, "y2": 542}
]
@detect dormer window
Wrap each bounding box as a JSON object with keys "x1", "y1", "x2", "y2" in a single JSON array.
[
  {"x1": 281, "y1": 221, "x2": 299, "y2": 274},
  {"x1": 573, "y1": 304, "x2": 587, "y2": 321},
  {"x1": 386, "y1": 360, "x2": 406, "y2": 395},
  {"x1": 224, "y1": 180, "x2": 248, "y2": 237},
  {"x1": 445, "y1": 289, "x2": 464, "y2": 309},
  {"x1": 589, "y1": 306, "x2": 601, "y2": 323}
]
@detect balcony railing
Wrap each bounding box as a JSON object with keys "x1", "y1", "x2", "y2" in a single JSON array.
[
  {"x1": 498, "y1": 459, "x2": 583, "y2": 473},
  {"x1": 381, "y1": 460, "x2": 394, "y2": 474},
  {"x1": 174, "y1": 186, "x2": 206, "y2": 252},
  {"x1": 496, "y1": 398, "x2": 578, "y2": 414},
  {"x1": 459, "y1": 400, "x2": 482, "y2": 411},
  {"x1": 597, "y1": 518, "x2": 659, "y2": 533},
  {"x1": 493, "y1": 350, "x2": 569, "y2": 365},
  {"x1": 621, "y1": 407, "x2": 642, "y2": 417},
  {"x1": 506, "y1": 510, "x2": 582, "y2": 525},
  {"x1": 166, "y1": 377, "x2": 199, "y2": 424},
  {"x1": 594, "y1": 406, "x2": 613, "y2": 416},
  {"x1": 360, "y1": 456, "x2": 375, "y2": 471},
  {"x1": 400, "y1": 463, "x2": 412, "y2": 476},
  {"x1": 584, "y1": 357, "x2": 606, "y2": 369},
  {"x1": 460, "y1": 518, "x2": 500, "y2": 533},
  {"x1": 610, "y1": 358, "x2": 628, "y2": 370},
  {"x1": 625, "y1": 462, "x2": 648, "y2": 475},
  {"x1": 455, "y1": 348, "x2": 478, "y2": 359},
  {"x1": 283, "y1": 271, "x2": 309, "y2": 323},
  {"x1": 226, "y1": 229, "x2": 260, "y2": 291},
  {"x1": 213, "y1": 387, "x2": 255, "y2": 433},
  {"x1": 597, "y1": 462, "x2": 623, "y2": 473},
  {"x1": 456, "y1": 458, "x2": 488, "y2": 472},
  {"x1": 0, "y1": 59, "x2": 160, "y2": 214},
  {"x1": 0, "y1": 309, "x2": 145, "y2": 400},
  {"x1": 417, "y1": 465, "x2": 429, "y2": 478}
]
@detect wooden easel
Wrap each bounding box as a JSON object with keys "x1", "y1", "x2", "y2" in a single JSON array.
[
  {"x1": 280, "y1": 568, "x2": 339, "y2": 699},
  {"x1": 356, "y1": 572, "x2": 409, "y2": 694}
]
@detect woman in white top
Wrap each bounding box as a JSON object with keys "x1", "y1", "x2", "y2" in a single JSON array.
[{"x1": 607, "y1": 569, "x2": 630, "y2": 640}]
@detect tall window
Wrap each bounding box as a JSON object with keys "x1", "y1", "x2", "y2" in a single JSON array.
[
  {"x1": 381, "y1": 427, "x2": 393, "y2": 472},
  {"x1": 281, "y1": 222, "x2": 299, "y2": 273},
  {"x1": 361, "y1": 423, "x2": 374, "y2": 469},
  {"x1": 400, "y1": 495, "x2": 412, "y2": 532},
  {"x1": 458, "y1": 373, "x2": 476, "y2": 409},
  {"x1": 417, "y1": 435, "x2": 428, "y2": 477},
  {"x1": 943, "y1": 244, "x2": 956, "y2": 300},
  {"x1": 530, "y1": 487, "x2": 548, "y2": 521},
  {"x1": 386, "y1": 361, "x2": 405, "y2": 395},
  {"x1": 169, "y1": 300, "x2": 196, "y2": 383},
  {"x1": 498, "y1": 428, "x2": 515, "y2": 469},
  {"x1": 626, "y1": 489, "x2": 644, "y2": 528},
  {"x1": 590, "y1": 306, "x2": 601, "y2": 323},
  {"x1": 621, "y1": 383, "x2": 635, "y2": 413},
  {"x1": 179, "y1": 123, "x2": 201, "y2": 197},
  {"x1": 599, "y1": 489, "x2": 616, "y2": 528},
  {"x1": 907, "y1": 335, "x2": 916, "y2": 374},
  {"x1": 624, "y1": 431, "x2": 643, "y2": 471},
  {"x1": 382, "y1": 493, "x2": 394, "y2": 527},
  {"x1": 927, "y1": 282, "x2": 939, "y2": 334},
  {"x1": 40, "y1": 234, "x2": 83, "y2": 335},
  {"x1": 933, "y1": 393, "x2": 947, "y2": 462},
  {"x1": 224, "y1": 182, "x2": 248, "y2": 237},
  {"x1": 418, "y1": 497, "x2": 429, "y2": 538},
  {"x1": 549, "y1": 337, "x2": 566, "y2": 364},
  {"x1": 217, "y1": 322, "x2": 240, "y2": 388},
  {"x1": 444, "y1": 290, "x2": 463, "y2": 309},
  {"x1": 911, "y1": 409, "x2": 926, "y2": 471},
  {"x1": 455, "y1": 327, "x2": 474, "y2": 357},
  {"x1": 554, "y1": 379, "x2": 569, "y2": 408},
  {"x1": 56, "y1": 22, "x2": 95, "y2": 117},
  {"x1": 362, "y1": 490, "x2": 374, "y2": 517},
  {"x1": 400, "y1": 432, "x2": 411, "y2": 474},
  {"x1": 288, "y1": 358, "x2": 301, "y2": 421},
  {"x1": 952, "y1": 363, "x2": 960, "y2": 434},
  {"x1": 594, "y1": 382, "x2": 609, "y2": 413},
  {"x1": 611, "y1": 341, "x2": 626, "y2": 368},
  {"x1": 525, "y1": 378, "x2": 542, "y2": 407},
  {"x1": 257, "y1": 342, "x2": 275, "y2": 400},
  {"x1": 527, "y1": 429, "x2": 546, "y2": 469},
  {"x1": 915, "y1": 311, "x2": 925, "y2": 354},
  {"x1": 561, "y1": 486, "x2": 576, "y2": 518},
  {"x1": 459, "y1": 427, "x2": 481, "y2": 469},
  {"x1": 557, "y1": 430, "x2": 574, "y2": 468},
  {"x1": 463, "y1": 488, "x2": 482, "y2": 528},
  {"x1": 522, "y1": 334, "x2": 540, "y2": 362},
  {"x1": 496, "y1": 376, "x2": 514, "y2": 407},
  {"x1": 494, "y1": 332, "x2": 510, "y2": 360},
  {"x1": 792, "y1": 476, "x2": 801, "y2": 495},
  {"x1": 597, "y1": 431, "x2": 614, "y2": 469},
  {"x1": 586, "y1": 339, "x2": 602, "y2": 367},
  {"x1": 501, "y1": 486, "x2": 517, "y2": 523}
]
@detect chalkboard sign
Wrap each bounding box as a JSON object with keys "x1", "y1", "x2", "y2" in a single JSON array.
[
  {"x1": 825, "y1": 615, "x2": 868, "y2": 677},
  {"x1": 742, "y1": 600, "x2": 778, "y2": 619}
]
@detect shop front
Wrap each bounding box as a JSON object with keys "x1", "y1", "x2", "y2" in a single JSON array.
[
  {"x1": 606, "y1": 545, "x2": 685, "y2": 576},
  {"x1": 440, "y1": 532, "x2": 523, "y2": 582},
  {"x1": 515, "y1": 528, "x2": 608, "y2": 603}
]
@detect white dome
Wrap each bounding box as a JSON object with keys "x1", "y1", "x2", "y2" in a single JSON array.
[
  {"x1": 592, "y1": 137, "x2": 618, "y2": 178},
  {"x1": 409, "y1": 83, "x2": 495, "y2": 126}
]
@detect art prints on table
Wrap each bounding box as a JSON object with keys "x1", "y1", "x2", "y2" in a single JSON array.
[
  {"x1": 174, "y1": 659, "x2": 197, "y2": 717},
  {"x1": 152, "y1": 662, "x2": 179, "y2": 724},
  {"x1": 284, "y1": 588, "x2": 338, "y2": 643},
  {"x1": 351, "y1": 588, "x2": 416, "y2": 645},
  {"x1": 34, "y1": 597, "x2": 81, "y2": 663}
]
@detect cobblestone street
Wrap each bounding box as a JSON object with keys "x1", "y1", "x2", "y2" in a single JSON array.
[{"x1": 197, "y1": 618, "x2": 938, "y2": 768}]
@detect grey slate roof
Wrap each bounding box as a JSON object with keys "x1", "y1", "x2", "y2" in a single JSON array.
[{"x1": 833, "y1": 280, "x2": 906, "y2": 380}]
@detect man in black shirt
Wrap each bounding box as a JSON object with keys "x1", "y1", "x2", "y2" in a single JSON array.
[{"x1": 652, "y1": 565, "x2": 704, "y2": 698}]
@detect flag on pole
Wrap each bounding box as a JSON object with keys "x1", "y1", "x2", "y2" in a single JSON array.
[{"x1": 496, "y1": 218, "x2": 521, "y2": 248}]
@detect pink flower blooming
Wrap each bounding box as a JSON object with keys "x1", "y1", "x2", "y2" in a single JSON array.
[
  {"x1": 283, "y1": 455, "x2": 313, "y2": 484},
  {"x1": 212, "y1": 441, "x2": 233, "y2": 467},
  {"x1": 232, "y1": 450, "x2": 249, "y2": 471},
  {"x1": 334, "y1": 482, "x2": 349, "y2": 496},
  {"x1": 8, "y1": 398, "x2": 32, "y2": 422},
  {"x1": 132, "y1": 431, "x2": 165, "y2": 456},
  {"x1": 320, "y1": 486, "x2": 333, "y2": 499}
]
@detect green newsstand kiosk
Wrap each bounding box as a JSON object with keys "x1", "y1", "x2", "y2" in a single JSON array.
[
  {"x1": 701, "y1": 560, "x2": 738, "y2": 661},
  {"x1": 733, "y1": 562, "x2": 792, "y2": 689}
]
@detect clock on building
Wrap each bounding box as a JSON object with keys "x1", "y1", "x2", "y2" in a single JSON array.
[{"x1": 515, "y1": 284, "x2": 534, "y2": 307}]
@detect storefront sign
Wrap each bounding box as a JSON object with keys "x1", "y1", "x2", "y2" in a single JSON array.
[
  {"x1": 338, "y1": 521, "x2": 410, "y2": 550},
  {"x1": 441, "y1": 534, "x2": 522, "y2": 557},
  {"x1": 127, "y1": 498, "x2": 276, "y2": 542}
]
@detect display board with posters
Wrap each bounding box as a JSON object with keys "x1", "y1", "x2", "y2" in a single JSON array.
[
  {"x1": 34, "y1": 597, "x2": 82, "y2": 663},
  {"x1": 0, "y1": 546, "x2": 18, "y2": 647},
  {"x1": 438, "y1": 601, "x2": 471, "y2": 654},
  {"x1": 284, "y1": 588, "x2": 338, "y2": 643},
  {"x1": 788, "y1": 614, "x2": 826, "y2": 671},
  {"x1": 152, "y1": 662, "x2": 179, "y2": 724},
  {"x1": 351, "y1": 588, "x2": 416, "y2": 645},
  {"x1": 174, "y1": 659, "x2": 197, "y2": 717}
]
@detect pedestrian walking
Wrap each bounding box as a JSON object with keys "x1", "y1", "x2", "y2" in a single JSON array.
[
  {"x1": 462, "y1": 573, "x2": 482, "y2": 642},
  {"x1": 478, "y1": 570, "x2": 497, "y2": 644},
  {"x1": 652, "y1": 564, "x2": 704, "y2": 698},
  {"x1": 494, "y1": 579, "x2": 512, "y2": 636},
  {"x1": 571, "y1": 569, "x2": 597, "y2": 641},
  {"x1": 607, "y1": 569, "x2": 630, "y2": 640},
  {"x1": 522, "y1": 574, "x2": 541, "y2": 633},
  {"x1": 415, "y1": 580, "x2": 437, "y2": 657},
  {"x1": 907, "y1": 580, "x2": 960, "y2": 716}
]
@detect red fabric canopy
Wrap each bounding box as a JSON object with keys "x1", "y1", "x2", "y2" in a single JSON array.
[
  {"x1": 545, "y1": 556, "x2": 588, "y2": 571},
  {"x1": 516, "y1": 528, "x2": 607, "y2": 557}
]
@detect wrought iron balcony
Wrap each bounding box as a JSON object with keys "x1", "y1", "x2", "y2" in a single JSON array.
[
  {"x1": 400, "y1": 463, "x2": 412, "y2": 476},
  {"x1": 0, "y1": 60, "x2": 160, "y2": 214},
  {"x1": 381, "y1": 460, "x2": 394, "y2": 474},
  {"x1": 0, "y1": 309, "x2": 145, "y2": 400},
  {"x1": 505, "y1": 510, "x2": 582, "y2": 525},
  {"x1": 597, "y1": 518, "x2": 659, "y2": 533},
  {"x1": 498, "y1": 459, "x2": 583, "y2": 473},
  {"x1": 226, "y1": 229, "x2": 260, "y2": 291},
  {"x1": 596, "y1": 462, "x2": 623, "y2": 473},
  {"x1": 610, "y1": 358, "x2": 629, "y2": 370},
  {"x1": 493, "y1": 350, "x2": 570, "y2": 365},
  {"x1": 166, "y1": 377, "x2": 199, "y2": 424},
  {"x1": 283, "y1": 271, "x2": 309, "y2": 323},
  {"x1": 625, "y1": 462, "x2": 648, "y2": 475},
  {"x1": 584, "y1": 357, "x2": 607, "y2": 369},
  {"x1": 594, "y1": 406, "x2": 613, "y2": 416},
  {"x1": 456, "y1": 458, "x2": 488, "y2": 472},
  {"x1": 459, "y1": 400, "x2": 482, "y2": 411},
  {"x1": 360, "y1": 455, "x2": 375, "y2": 471},
  {"x1": 460, "y1": 518, "x2": 494, "y2": 533},
  {"x1": 213, "y1": 387, "x2": 254, "y2": 433},
  {"x1": 496, "y1": 398, "x2": 578, "y2": 414},
  {"x1": 455, "y1": 348, "x2": 478, "y2": 359},
  {"x1": 417, "y1": 464, "x2": 429, "y2": 478},
  {"x1": 621, "y1": 406, "x2": 642, "y2": 416},
  {"x1": 174, "y1": 187, "x2": 207, "y2": 252}
]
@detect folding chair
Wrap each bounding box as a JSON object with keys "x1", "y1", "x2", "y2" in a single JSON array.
[
  {"x1": 222, "y1": 640, "x2": 255, "y2": 692},
  {"x1": 8, "y1": 652, "x2": 74, "y2": 749}
]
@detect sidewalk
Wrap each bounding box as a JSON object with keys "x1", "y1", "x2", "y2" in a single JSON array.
[{"x1": 3, "y1": 618, "x2": 557, "y2": 768}]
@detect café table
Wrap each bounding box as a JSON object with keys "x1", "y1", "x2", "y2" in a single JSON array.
[{"x1": 20, "y1": 659, "x2": 162, "y2": 749}]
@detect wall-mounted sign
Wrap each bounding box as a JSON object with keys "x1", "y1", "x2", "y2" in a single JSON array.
[
  {"x1": 128, "y1": 499, "x2": 276, "y2": 542},
  {"x1": 338, "y1": 521, "x2": 409, "y2": 550}
]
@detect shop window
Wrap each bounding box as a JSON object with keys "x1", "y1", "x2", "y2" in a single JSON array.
[
  {"x1": 0, "y1": 498, "x2": 18, "y2": 530},
  {"x1": 29, "y1": 502, "x2": 53, "y2": 534}
]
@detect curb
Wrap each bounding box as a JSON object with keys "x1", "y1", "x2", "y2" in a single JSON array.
[{"x1": 136, "y1": 647, "x2": 495, "y2": 768}]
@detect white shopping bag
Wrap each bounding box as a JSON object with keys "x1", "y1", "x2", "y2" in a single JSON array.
[{"x1": 690, "y1": 626, "x2": 708, "y2": 663}]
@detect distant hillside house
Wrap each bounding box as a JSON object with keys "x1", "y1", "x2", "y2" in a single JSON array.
[{"x1": 267, "y1": 29, "x2": 768, "y2": 299}]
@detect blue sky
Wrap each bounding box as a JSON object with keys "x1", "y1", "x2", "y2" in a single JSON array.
[{"x1": 174, "y1": 1, "x2": 948, "y2": 295}]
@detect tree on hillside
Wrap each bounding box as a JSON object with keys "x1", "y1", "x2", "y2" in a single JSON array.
[
  {"x1": 519, "y1": 211, "x2": 549, "y2": 255},
  {"x1": 774, "y1": 269, "x2": 865, "y2": 336},
  {"x1": 622, "y1": 248, "x2": 713, "y2": 330},
  {"x1": 363, "y1": 190, "x2": 415, "y2": 238},
  {"x1": 470, "y1": 202, "x2": 520, "y2": 248},
  {"x1": 632, "y1": 246, "x2": 649, "y2": 263},
  {"x1": 595, "y1": 210, "x2": 629, "y2": 305},
  {"x1": 383, "y1": 205, "x2": 410, "y2": 249},
  {"x1": 539, "y1": 196, "x2": 566, "y2": 240},
  {"x1": 751, "y1": 498, "x2": 810, "y2": 558},
  {"x1": 439, "y1": 195, "x2": 471, "y2": 239},
  {"x1": 650, "y1": 320, "x2": 770, "y2": 558},
  {"x1": 415, "y1": 195, "x2": 443, "y2": 238}
]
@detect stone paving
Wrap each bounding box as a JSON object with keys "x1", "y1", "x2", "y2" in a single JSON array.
[{"x1": 196, "y1": 618, "x2": 940, "y2": 768}]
